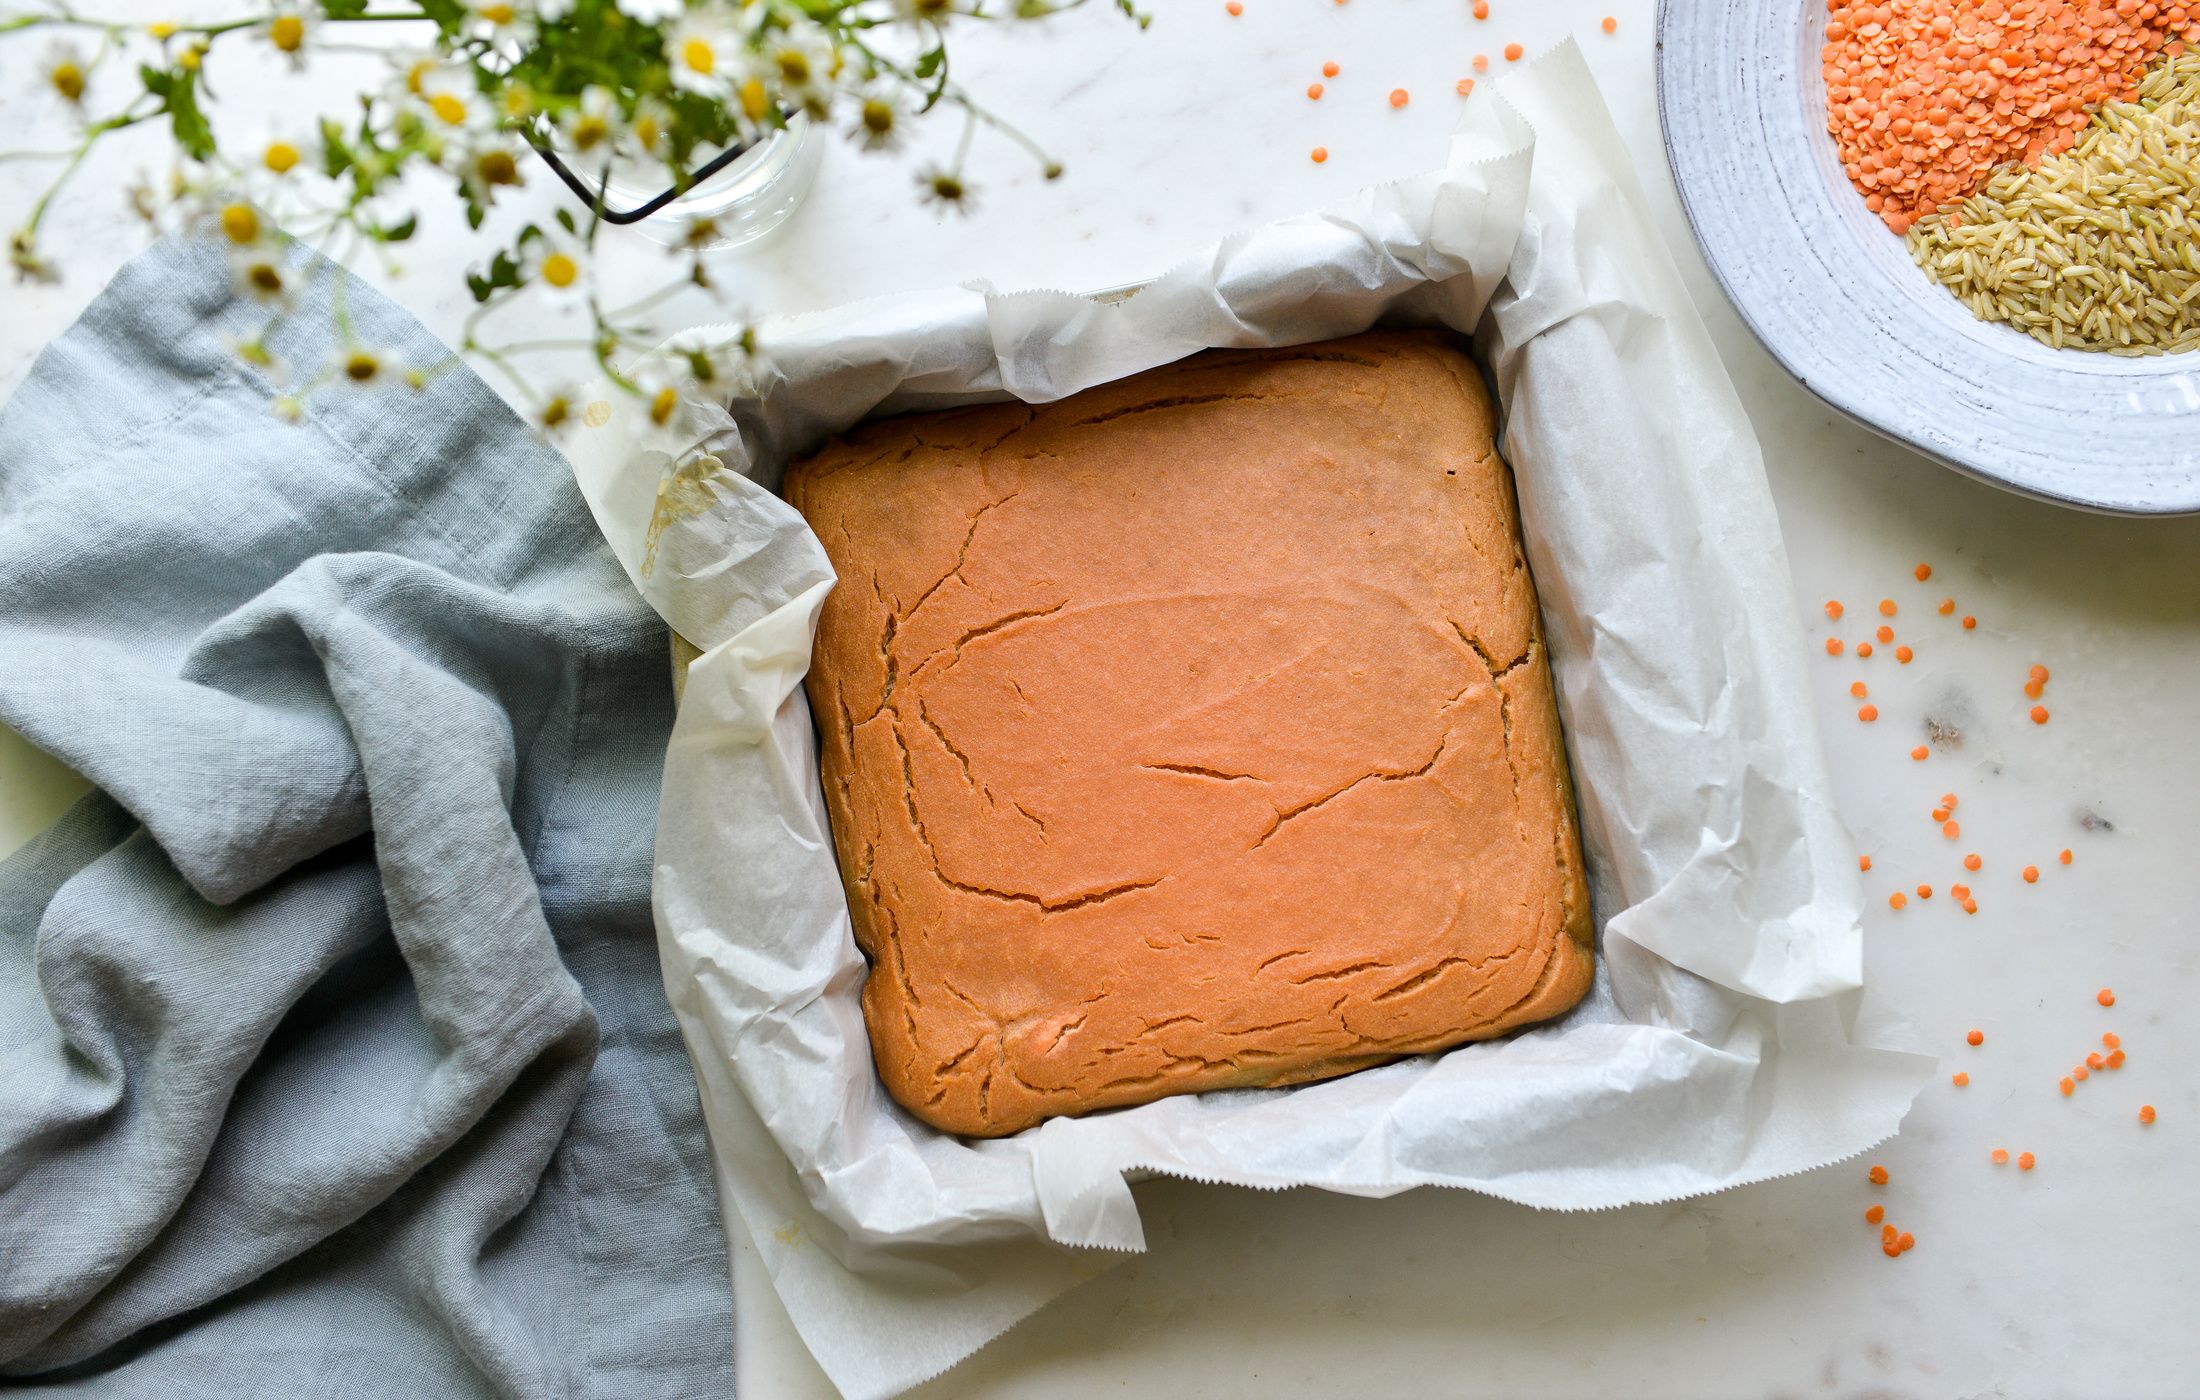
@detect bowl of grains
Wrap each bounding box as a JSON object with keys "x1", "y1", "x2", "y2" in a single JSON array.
[{"x1": 1658, "y1": 0, "x2": 2200, "y2": 514}]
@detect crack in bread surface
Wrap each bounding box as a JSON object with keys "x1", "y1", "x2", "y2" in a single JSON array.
[{"x1": 789, "y1": 330, "x2": 1593, "y2": 1137}]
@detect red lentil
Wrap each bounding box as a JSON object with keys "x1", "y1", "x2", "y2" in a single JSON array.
[
  {"x1": 1859, "y1": 704, "x2": 1879, "y2": 722},
  {"x1": 2098, "y1": 987, "x2": 2116, "y2": 1007},
  {"x1": 1964, "y1": 853, "x2": 1982, "y2": 871},
  {"x1": 1388, "y1": 88, "x2": 1409, "y2": 108},
  {"x1": 1876, "y1": 624, "x2": 1895, "y2": 643},
  {"x1": 1851, "y1": 681, "x2": 1870, "y2": 698},
  {"x1": 1952, "y1": 1071, "x2": 1969, "y2": 1086},
  {"x1": 1879, "y1": 599, "x2": 1897, "y2": 617},
  {"x1": 2103, "y1": 1032, "x2": 2121, "y2": 1049},
  {"x1": 1307, "y1": 82, "x2": 1325, "y2": 99},
  {"x1": 1825, "y1": 600, "x2": 1845, "y2": 620},
  {"x1": 1911, "y1": 745, "x2": 1930, "y2": 761},
  {"x1": 1601, "y1": 14, "x2": 1617, "y2": 33},
  {"x1": 1967, "y1": 1028, "x2": 1985, "y2": 1047},
  {"x1": 2022, "y1": 864, "x2": 2039, "y2": 882},
  {"x1": 1992, "y1": 1147, "x2": 2009, "y2": 1164},
  {"x1": 2060, "y1": 1076, "x2": 2076, "y2": 1096},
  {"x1": 2060, "y1": 848, "x2": 2074, "y2": 865},
  {"x1": 1917, "y1": 883, "x2": 1934, "y2": 898},
  {"x1": 1868, "y1": 1164, "x2": 1889, "y2": 1185},
  {"x1": 1310, "y1": 146, "x2": 1328, "y2": 163},
  {"x1": 2019, "y1": 1151, "x2": 2036, "y2": 1170},
  {"x1": 2030, "y1": 705, "x2": 2051, "y2": 724},
  {"x1": 2108, "y1": 1049, "x2": 2126, "y2": 1068},
  {"x1": 1857, "y1": 641, "x2": 1875, "y2": 658},
  {"x1": 1455, "y1": 77, "x2": 1475, "y2": 96},
  {"x1": 2140, "y1": 1105, "x2": 2157, "y2": 1125},
  {"x1": 1866, "y1": 1204, "x2": 1886, "y2": 1223},
  {"x1": 1822, "y1": 0, "x2": 2188, "y2": 234},
  {"x1": 1826, "y1": 637, "x2": 1845, "y2": 655},
  {"x1": 1962, "y1": 615, "x2": 1978, "y2": 630},
  {"x1": 1896, "y1": 645, "x2": 1915, "y2": 663},
  {"x1": 1889, "y1": 891, "x2": 1908, "y2": 910},
  {"x1": 1322, "y1": 60, "x2": 1340, "y2": 77},
  {"x1": 1914, "y1": 563, "x2": 1933, "y2": 581},
  {"x1": 1859, "y1": 854, "x2": 1873, "y2": 872},
  {"x1": 1938, "y1": 597, "x2": 1956, "y2": 615}
]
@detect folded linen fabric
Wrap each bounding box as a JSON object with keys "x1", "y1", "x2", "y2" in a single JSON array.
[{"x1": 0, "y1": 238, "x2": 730, "y2": 1398}]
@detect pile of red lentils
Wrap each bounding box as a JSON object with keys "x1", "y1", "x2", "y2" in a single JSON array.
[{"x1": 1822, "y1": 0, "x2": 2195, "y2": 233}]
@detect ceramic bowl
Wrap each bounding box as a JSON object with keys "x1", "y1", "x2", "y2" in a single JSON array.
[{"x1": 1656, "y1": 0, "x2": 2200, "y2": 515}]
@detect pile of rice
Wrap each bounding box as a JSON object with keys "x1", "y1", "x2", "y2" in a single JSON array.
[{"x1": 1907, "y1": 48, "x2": 2200, "y2": 356}]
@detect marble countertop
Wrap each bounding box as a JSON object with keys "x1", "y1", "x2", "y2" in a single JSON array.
[{"x1": 5, "y1": 3, "x2": 2197, "y2": 1397}]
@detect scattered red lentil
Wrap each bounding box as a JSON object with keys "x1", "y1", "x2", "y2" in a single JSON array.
[
  {"x1": 2018, "y1": 1151, "x2": 2035, "y2": 1170},
  {"x1": 1952, "y1": 883, "x2": 1971, "y2": 901},
  {"x1": 2103, "y1": 1032, "x2": 2121, "y2": 1049},
  {"x1": 1473, "y1": 53, "x2": 1489, "y2": 71},
  {"x1": 1310, "y1": 146, "x2": 1329, "y2": 163},
  {"x1": 2059, "y1": 1077, "x2": 2075, "y2": 1096},
  {"x1": 1917, "y1": 883, "x2": 1934, "y2": 898},
  {"x1": 1942, "y1": 819, "x2": 1960, "y2": 839},
  {"x1": 1857, "y1": 641, "x2": 1875, "y2": 658},
  {"x1": 1601, "y1": 14, "x2": 1617, "y2": 33},
  {"x1": 2024, "y1": 678, "x2": 2046, "y2": 700},
  {"x1": 1964, "y1": 853, "x2": 1982, "y2": 872},
  {"x1": 2098, "y1": 987, "x2": 2116, "y2": 1007},
  {"x1": 1388, "y1": 87, "x2": 1409, "y2": 108},
  {"x1": 1307, "y1": 82, "x2": 1325, "y2": 99},
  {"x1": 1961, "y1": 897, "x2": 1978, "y2": 914},
  {"x1": 1868, "y1": 1164, "x2": 1889, "y2": 1185},
  {"x1": 1962, "y1": 615, "x2": 1978, "y2": 630},
  {"x1": 1952, "y1": 1071, "x2": 1969, "y2": 1086},
  {"x1": 1876, "y1": 624, "x2": 1895, "y2": 643},
  {"x1": 1938, "y1": 598, "x2": 1956, "y2": 616},
  {"x1": 1472, "y1": 0, "x2": 1488, "y2": 16},
  {"x1": 1850, "y1": 681, "x2": 1869, "y2": 698},
  {"x1": 2086, "y1": 1052, "x2": 2106, "y2": 1070},
  {"x1": 2029, "y1": 663, "x2": 2049, "y2": 683},
  {"x1": 2108, "y1": 1049, "x2": 2126, "y2": 1068},
  {"x1": 1896, "y1": 645, "x2": 1914, "y2": 663},
  {"x1": 2073, "y1": 1064, "x2": 2090, "y2": 1081},
  {"x1": 1914, "y1": 563, "x2": 1933, "y2": 581},
  {"x1": 1822, "y1": 0, "x2": 2187, "y2": 234},
  {"x1": 1889, "y1": 891, "x2": 1908, "y2": 910},
  {"x1": 1826, "y1": 637, "x2": 1845, "y2": 656},
  {"x1": 1911, "y1": 745, "x2": 1930, "y2": 761},
  {"x1": 1896, "y1": 1231, "x2": 1915, "y2": 1253},
  {"x1": 1941, "y1": 792, "x2": 1958, "y2": 809},
  {"x1": 2139, "y1": 1105, "x2": 2157, "y2": 1125},
  {"x1": 1932, "y1": 806, "x2": 1951, "y2": 823},
  {"x1": 1881, "y1": 1223, "x2": 1898, "y2": 1244},
  {"x1": 1859, "y1": 854, "x2": 1873, "y2": 872},
  {"x1": 1992, "y1": 1147, "x2": 2009, "y2": 1164},
  {"x1": 1825, "y1": 600, "x2": 1845, "y2": 620},
  {"x1": 1224, "y1": 0, "x2": 1241, "y2": 13},
  {"x1": 1503, "y1": 41, "x2": 1524, "y2": 61},
  {"x1": 1456, "y1": 77, "x2": 1475, "y2": 96},
  {"x1": 1878, "y1": 598, "x2": 1897, "y2": 617},
  {"x1": 2060, "y1": 848, "x2": 2074, "y2": 865},
  {"x1": 2030, "y1": 704, "x2": 2051, "y2": 724},
  {"x1": 1859, "y1": 704, "x2": 1879, "y2": 722},
  {"x1": 2022, "y1": 864, "x2": 2039, "y2": 883},
  {"x1": 1882, "y1": 1239, "x2": 1902, "y2": 1257},
  {"x1": 1866, "y1": 1204, "x2": 1886, "y2": 1223},
  {"x1": 1322, "y1": 60, "x2": 1340, "y2": 77},
  {"x1": 1967, "y1": 1029, "x2": 1984, "y2": 1046}
]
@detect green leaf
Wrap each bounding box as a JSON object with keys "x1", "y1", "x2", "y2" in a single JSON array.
[
  {"x1": 165, "y1": 68, "x2": 215, "y2": 162},
  {"x1": 318, "y1": 118, "x2": 354, "y2": 178},
  {"x1": 369, "y1": 213, "x2": 417, "y2": 243},
  {"x1": 554, "y1": 208, "x2": 576, "y2": 235},
  {"x1": 913, "y1": 46, "x2": 943, "y2": 79},
  {"x1": 321, "y1": 0, "x2": 368, "y2": 17}
]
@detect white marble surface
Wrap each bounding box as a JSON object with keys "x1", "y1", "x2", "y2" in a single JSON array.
[{"x1": 4, "y1": 3, "x2": 2199, "y2": 1398}]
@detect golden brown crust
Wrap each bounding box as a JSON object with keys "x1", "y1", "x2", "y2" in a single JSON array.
[{"x1": 786, "y1": 330, "x2": 1594, "y2": 1138}]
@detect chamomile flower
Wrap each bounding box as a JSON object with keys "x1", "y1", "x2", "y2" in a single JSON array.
[
  {"x1": 848, "y1": 84, "x2": 904, "y2": 153},
  {"x1": 467, "y1": 0, "x2": 534, "y2": 44},
  {"x1": 44, "y1": 41, "x2": 88, "y2": 108},
  {"x1": 617, "y1": 0, "x2": 686, "y2": 24},
  {"x1": 757, "y1": 21, "x2": 836, "y2": 118},
  {"x1": 261, "y1": 11, "x2": 313, "y2": 70},
  {"x1": 666, "y1": 11, "x2": 739, "y2": 99},
  {"x1": 451, "y1": 134, "x2": 527, "y2": 206},
  {"x1": 915, "y1": 164, "x2": 974, "y2": 215},
  {"x1": 892, "y1": 0, "x2": 956, "y2": 23},
  {"x1": 624, "y1": 97, "x2": 673, "y2": 159},
  {"x1": 328, "y1": 344, "x2": 413, "y2": 391},
  {"x1": 559, "y1": 86, "x2": 620, "y2": 156},
  {"x1": 521, "y1": 227, "x2": 586, "y2": 301},
  {"x1": 417, "y1": 66, "x2": 491, "y2": 134},
  {"x1": 231, "y1": 247, "x2": 292, "y2": 302}
]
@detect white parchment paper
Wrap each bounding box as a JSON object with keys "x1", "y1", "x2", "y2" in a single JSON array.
[{"x1": 564, "y1": 44, "x2": 1934, "y2": 1400}]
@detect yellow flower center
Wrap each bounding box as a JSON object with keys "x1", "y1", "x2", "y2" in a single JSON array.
[
  {"x1": 477, "y1": 150, "x2": 519, "y2": 185},
  {"x1": 478, "y1": 2, "x2": 515, "y2": 22},
  {"x1": 147, "y1": 20, "x2": 177, "y2": 38},
  {"x1": 861, "y1": 99, "x2": 893, "y2": 135},
  {"x1": 503, "y1": 85, "x2": 533, "y2": 117},
  {"x1": 738, "y1": 76, "x2": 767, "y2": 121},
  {"x1": 344, "y1": 351, "x2": 380, "y2": 382},
  {"x1": 775, "y1": 50, "x2": 810, "y2": 85},
  {"x1": 50, "y1": 61, "x2": 85, "y2": 102},
  {"x1": 681, "y1": 37, "x2": 716, "y2": 76},
  {"x1": 179, "y1": 45, "x2": 203, "y2": 69},
  {"x1": 269, "y1": 14, "x2": 304, "y2": 51},
  {"x1": 220, "y1": 203, "x2": 260, "y2": 245},
  {"x1": 406, "y1": 59, "x2": 432, "y2": 95},
  {"x1": 263, "y1": 141, "x2": 300, "y2": 174},
  {"x1": 571, "y1": 114, "x2": 609, "y2": 149},
  {"x1": 541, "y1": 397, "x2": 570, "y2": 429},
  {"x1": 633, "y1": 114, "x2": 662, "y2": 149},
  {"x1": 246, "y1": 262, "x2": 284, "y2": 293},
  {"x1": 649, "y1": 385, "x2": 678, "y2": 426},
  {"x1": 429, "y1": 92, "x2": 468, "y2": 125},
  {"x1": 540, "y1": 252, "x2": 578, "y2": 288},
  {"x1": 236, "y1": 340, "x2": 274, "y2": 366}
]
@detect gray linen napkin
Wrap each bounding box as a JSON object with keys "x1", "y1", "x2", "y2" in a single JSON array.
[{"x1": 0, "y1": 238, "x2": 731, "y2": 1397}]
